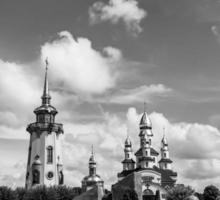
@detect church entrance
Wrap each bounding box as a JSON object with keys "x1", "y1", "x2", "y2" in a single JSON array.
[
  {"x1": 143, "y1": 195, "x2": 155, "y2": 200},
  {"x1": 142, "y1": 188, "x2": 155, "y2": 200}
]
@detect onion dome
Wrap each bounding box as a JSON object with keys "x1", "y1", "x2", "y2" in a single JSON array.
[
  {"x1": 162, "y1": 128, "x2": 168, "y2": 146},
  {"x1": 125, "y1": 136, "x2": 132, "y2": 147},
  {"x1": 82, "y1": 174, "x2": 103, "y2": 183},
  {"x1": 139, "y1": 111, "x2": 152, "y2": 129},
  {"x1": 162, "y1": 136, "x2": 168, "y2": 146}
]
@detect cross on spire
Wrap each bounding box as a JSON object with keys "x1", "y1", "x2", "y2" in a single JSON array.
[
  {"x1": 91, "y1": 145, "x2": 94, "y2": 156},
  {"x1": 163, "y1": 126, "x2": 166, "y2": 137},
  {"x1": 144, "y1": 101, "x2": 147, "y2": 112},
  {"x1": 45, "y1": 57, "x2": 49, "y2": 70}
]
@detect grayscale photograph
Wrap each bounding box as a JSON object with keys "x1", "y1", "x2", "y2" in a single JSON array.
[{"x1": 0, "y1": 0, "x2": 220, "y2": 200}]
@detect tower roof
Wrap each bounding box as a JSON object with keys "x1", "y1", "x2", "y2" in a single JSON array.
[
  {"x1": 139, "y1": 103, "x2": 152, "y2": 129},
  {"x1": 139, "y1": 111, "x2": 152, "y2": 128},
  {"x1": 34, "y1": 59, "x2": 57, "y2": 115},
  {"x1": 162, "y1": 128, "x2": 168, "y2": 146},
  {"x1": 125, "y1": 135, "x2": 132, "y2": 146}
]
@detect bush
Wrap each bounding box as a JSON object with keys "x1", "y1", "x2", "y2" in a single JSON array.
[{"x1": 166, "y1": 184, "x2": 195, "y2": 200}]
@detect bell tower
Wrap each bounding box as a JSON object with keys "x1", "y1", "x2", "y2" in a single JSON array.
[{"x1": 25, "y1": 60, "x2": 64, "y2": 189}]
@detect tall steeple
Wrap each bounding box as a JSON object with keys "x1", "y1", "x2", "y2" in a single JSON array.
[
  {"x1": 159, "y1": 128, "x2": 173, "y2": 170},
  {"x1": 41, "y1": 58, "x2": 51, "y2": 105},
  {"x1": 25, "y1": 60, "x2": 64, "y2": 189}
]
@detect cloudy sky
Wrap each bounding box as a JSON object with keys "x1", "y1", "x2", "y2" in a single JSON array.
[{"x1": 0, "y1": 0, "x2": 220, "y2": 192}]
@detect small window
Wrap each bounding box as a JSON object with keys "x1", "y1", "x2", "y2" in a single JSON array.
[
  {"x1": 47, "y1": 171, "x2": 54, "y2": 180},
  {"x1": 164, "y1": 153, "x2": 167, "y2": 158},
  {"x1": 47, "y1": 146, "x2": 53, "y2": 164}
]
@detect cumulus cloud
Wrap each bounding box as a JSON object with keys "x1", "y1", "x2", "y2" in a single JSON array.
[
  {"x1": 0, "y1": 60, "x2": 40, "y2": 113},
  {"x1": 211, "y1": 25, "x2": 220, "y2": 43},
  {"x1": 41, "y1": 31, "x2": 120, "y2": 96},
  {"x1": 89, "y1": 0, "x2": 147, "y2": 35}
]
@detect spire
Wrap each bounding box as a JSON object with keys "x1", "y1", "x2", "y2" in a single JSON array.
[
  {"x1": 89, "y1": 145, "x2": 96, "y2": 164},
  {"x1": 89, "y1": 145, "x2": 96, "y2": 176},
  {"x1": 125, "y1": 133, "x2": 132, "y2": 147},
  {"x1": 41, "y1": 58, "x2": 51, "y2": 105},
  {"x1": 162, "y1": 127, "x2": 168, "y2": 146}
]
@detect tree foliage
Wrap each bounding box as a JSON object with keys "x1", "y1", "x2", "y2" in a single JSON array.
[
  {"x1": 0, "y1": 186, "x2": 17, "y2": 200},
  {"x1": 166, "y1": 184, "x2": 195, "y2": 200},
  {"x1": 0, "y1": 185, "x2": 81, "y2": 200},
  {"x1": 203, "y1": 185, "x2": 220, "y2": 200}
]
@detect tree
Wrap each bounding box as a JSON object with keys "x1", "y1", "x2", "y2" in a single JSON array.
[
  {"x1": 23, "y1": 186, "x2": 59, "y2": 200},
  {"x1": 203, "y1": 185, "x2": 220, "y2": 200},
  {"x1": 15, "y1": 187, "x2": 27, "y2": 200},
  {"x1": 195, "y1": 192, "x2": 204, "y2": 200},
  {"x1": 55, "y1": 185, "x2": 79, "y2": 200},
  {"x1": 166, "y1": 184, "x2": 195, "y2": 200},
  {"x1": 0, "y1": 186, "x2": 17, "y2": 200},
  {"x1": 102, "y1": 193, "x2": 112, "y2": 200}
]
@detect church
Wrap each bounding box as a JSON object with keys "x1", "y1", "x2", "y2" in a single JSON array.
[
  {"x1": 24, "y1": 61, "x2": 177, "y2": 199},
  {"x1": 112, "y1": 110, "x2": 177, "y2": 200}
]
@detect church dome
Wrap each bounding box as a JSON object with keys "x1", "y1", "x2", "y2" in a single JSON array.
[
  {"x1": 125, "y1": 136, "x2": 132, "y2": 146},
  {"x1": 34, "y1": 104, "x2": 57, "y2": 115},
  {"x1": 162, "y1": 136, "x2": 168, "y2": 146},
  {"x1": 82, "y1": 174, "x2": 103, "y2": 183},
  {"x1": 139, "y1": 112, "x2": 152, "y2": 129}
]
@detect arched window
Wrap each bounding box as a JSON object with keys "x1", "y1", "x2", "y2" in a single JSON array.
[
  {"x1": 32, "y1": 169, "x2": 40, "y2": 184},
  {"x1": 47, "y1": 146, "x2": 53, "y2": 163}
]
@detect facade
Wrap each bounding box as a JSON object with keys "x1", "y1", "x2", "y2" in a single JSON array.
[
  {"x1": 81, "y1": 147, "x2": 104, "y2": 193},
  {"x1": 25, "y1": 62, "x2": 64, "y2": 189},
  {"x1": 112, "y1": 109, "x2": 177, "y2": 200}
]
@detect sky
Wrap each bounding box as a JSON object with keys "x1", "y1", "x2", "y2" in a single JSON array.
[{"x1": 0, "y1": 0, "x2": 220, "y2": 192}]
